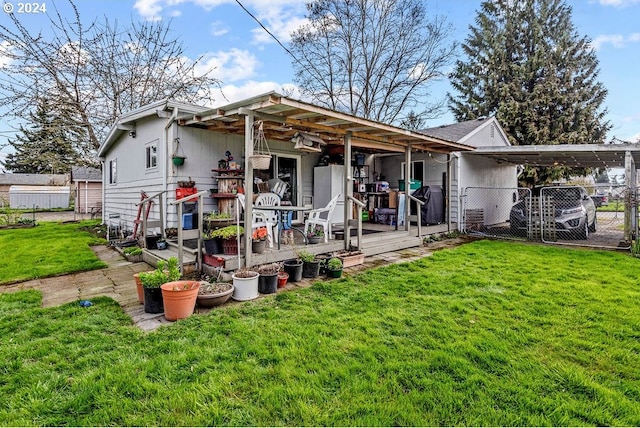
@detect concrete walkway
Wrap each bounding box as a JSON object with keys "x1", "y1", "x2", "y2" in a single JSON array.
[{"x1": 1, "y1": 237, "x2": 472, "y2": 332}]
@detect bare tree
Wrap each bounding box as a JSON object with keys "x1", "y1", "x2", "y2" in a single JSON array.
[
  {"x1": 0, "y1": 0, "x2": 220, "y2": 152},
  {"x1": 289, "y1": 0, "x2": 456, "y2": 125}
]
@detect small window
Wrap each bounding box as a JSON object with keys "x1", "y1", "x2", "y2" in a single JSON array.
[
  {"x1": 109, "y1": 158, "x2": 117, "y2": 184},
  {"x1": 146, "y1": 143, "x2": 157, "y2": 169}
]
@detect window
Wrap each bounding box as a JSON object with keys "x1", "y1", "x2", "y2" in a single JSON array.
[
  {"x1": 109, "y1": 158, "x2": 117, "y2": 184},
  {"x1": 145, "y1": 142, "x2": 157, "y2": 169}
]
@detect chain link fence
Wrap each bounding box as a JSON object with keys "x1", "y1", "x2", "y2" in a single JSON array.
[{"x1": 461, "y1": 185, "x2": 630, "y2": 249}]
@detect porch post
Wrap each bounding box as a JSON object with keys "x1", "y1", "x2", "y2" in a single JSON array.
[
  {"x1": 447, "y1": 154, "x2": 452, "y2": 232},
  {"x1": 244, "y1": 113, "x2": 254, "y2": 268},
  {"x1": 404, "y1": 145, "x2": 412, "y2": 232},
  {"x1": 344, "y1": 131, "x2": 353, "y2": 250},
  {"x1": 624, "y1": 150, "x2": 635, "y2": 243}
]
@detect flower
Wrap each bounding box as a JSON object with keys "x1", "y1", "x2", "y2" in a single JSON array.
[
  {"x1": 306, "y1": 225, "x2": 324, "y2": 237},
  {"x1": 253, "y1": 226, "x2": 268, "y2": 241}
]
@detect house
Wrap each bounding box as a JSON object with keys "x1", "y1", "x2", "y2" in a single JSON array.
[
  {"x1": 97, "y1": 92, "x2": 476, "y2": 269},
  {"x1": 71, "y1": 166, "x2": 103, "y2": 216},
  {"x1": 0, "y1": 173, "x2": 70, "y2": 208}
]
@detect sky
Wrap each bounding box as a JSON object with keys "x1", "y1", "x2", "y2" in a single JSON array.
[{"x1": 1, "y1": 0, "x2": 639, "y2": 168}]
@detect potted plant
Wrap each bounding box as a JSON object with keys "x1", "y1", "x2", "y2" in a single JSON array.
[
  {"x1": 123, "y1": 246, "x2": 143, "y2": 262},
  {"x1": 257, "y1": 263, "x2": 279, "y2": 294},
  {"x1": 336, "y1": 249, "x2": 365, "y2": 267},
  {"x1": 203, "y1": 229, "x2": 222, "y2": 255},
  {"x1": 298, "y1": 249, "x2": 320, "y2": 278},
  {"x1": 197, "y1": 281, "x2": 234, "y2": 308},
  {"x1": 277, "y1": 271, "x2": 289, "y2": 288},
  {"x1": 138, "y1": 257, "x2": 181, "y2": 314},
  {"x1": 252, "y1": 227, "x2": 268, "y2": 254},
  {"x1": 204, "y1": 211, "x2": 234, "y2": 228},
  {"x1": 306, "y1": 225, "x2": 325, "y2": 244},
  {"x1": 326, "y1": 257, "x2": 343, "y2": 278},
  {"x1": 208, "y1": 225, "x2": 244, "y2": 255},
  {"x1": 232, "y1": 267, "x2": 259, "y2": 301}
]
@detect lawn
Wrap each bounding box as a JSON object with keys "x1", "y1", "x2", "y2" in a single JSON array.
[
  {"x1": 0, "y1": 220, "x2": 107, "y2": 285},
  {"x1": 1, "y1": 239, "x2": 639, "y2": 426}
]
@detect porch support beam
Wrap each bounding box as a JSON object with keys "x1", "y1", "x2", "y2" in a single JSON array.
[
  {"x1": 243, "y1": 112, "x2": 254, "y2": 268},
  {"x1": 625, "y1": 150, "x2": 635, "y2": 243},
  {"x1": 344, "y1": 131, "x2": 353, "y2": 250},
  {"x1": 404, "y1": 145, "x2": 412, "y2": 233}
]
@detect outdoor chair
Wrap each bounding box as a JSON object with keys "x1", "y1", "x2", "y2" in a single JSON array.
[
  {"x1": 237, "y1": 194, "x2": 278, "y2": 248},
  {"x1": 304, "y1": 193, "x2": 340, "y2": 243},
  {"x1": 254, "y1": 192, "x2": 281, "y2": 247}
]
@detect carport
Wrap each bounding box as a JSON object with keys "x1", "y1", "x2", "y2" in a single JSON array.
[{"x1": 465, "y1": 143, "x2": 640, "y2": 244}]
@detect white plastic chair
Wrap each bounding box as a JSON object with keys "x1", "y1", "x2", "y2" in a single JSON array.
[
  {"x1": 254, "y1": 192, "x2": 281, "y2": 247},
  {"x1": 237, "y1": 194, "x2": 277, "y2": 248},
  {"x1": 304, "y1": 193, "x2": 340, "y2": 243}
]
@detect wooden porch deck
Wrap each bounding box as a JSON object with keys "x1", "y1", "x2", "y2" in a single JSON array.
[{"x1": 142, "y1": 222, "x2": 454, "y2": 273}]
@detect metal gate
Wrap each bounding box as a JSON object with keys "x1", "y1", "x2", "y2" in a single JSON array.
[{"x1": 462, "y1": 185, "x2": 631, "y2": 250}]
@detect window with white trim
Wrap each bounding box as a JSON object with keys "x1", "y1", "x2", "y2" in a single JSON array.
[
  {"x1": 109, "y1": 158, "x2": 117, "y2": 184},
  {"x1": 145, "y1": 142, "x2": 157, "y2": 169}
]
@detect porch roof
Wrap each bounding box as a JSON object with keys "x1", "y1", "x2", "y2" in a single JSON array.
[{"x1": 180, "y1": 92, "x2": 475, "y2": 154}]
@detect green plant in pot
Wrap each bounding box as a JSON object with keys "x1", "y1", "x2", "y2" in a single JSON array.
[
  {"x1": 306, "y1": 225, "x2": 324, "y2": 244},
  {"x1": 326, "y1": 257, "x2": 343, "y2": 278},
  {"x1": 138, "y1": 257, "x2": 181, "y2": 314},
  {"x1": 298, "y1": 249, "x2": 320, "y2": 278},
  {"x1": 123, "y1": 246, "x2": 143, "y2": 262},
  {"x1": 208, "y1": 225, "x2": 244, "y2": 255}
]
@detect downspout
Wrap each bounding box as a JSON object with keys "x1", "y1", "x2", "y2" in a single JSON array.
[{"x1": 100, "y1": 160, "x2": 106, "y2": 224}]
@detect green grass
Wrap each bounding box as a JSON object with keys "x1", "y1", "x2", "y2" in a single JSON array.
[
  {"x1": 597, "y1": 200, "x2": 625, "y2": 212},
  {"x1": 1, "y1": 240, "x2": 640, "y2": 426},
  {"x1": 0, "y1": 221, "x2": 107, "y2": 285}
]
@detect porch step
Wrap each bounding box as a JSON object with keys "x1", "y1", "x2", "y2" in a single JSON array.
[{"x1": 361, "y1": 234, "x2": 423, "y2": 256}]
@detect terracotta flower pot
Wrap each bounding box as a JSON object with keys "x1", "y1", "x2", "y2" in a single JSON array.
[
  {"x1": 133, "y1": 273, "x2": 144, "y2": 304},
  {"x1": 277, "y1": 272, "x2": 289, "y2": 288},
  {"x1": 160, "y1": 280, "x2": 200, "y2": 321}
]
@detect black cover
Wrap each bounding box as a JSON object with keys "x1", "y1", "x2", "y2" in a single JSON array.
[{"x1": 411, "y1": 185, "x2": 445, "y2": 225}]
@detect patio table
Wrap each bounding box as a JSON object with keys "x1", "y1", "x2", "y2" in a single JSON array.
[{"x1": 254, "y1": 205, "x2": 309, "y2": 249}]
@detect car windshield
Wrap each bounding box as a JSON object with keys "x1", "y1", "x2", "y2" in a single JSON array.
[{"x1": 548, "y1": 188, "x2": 581, "y2": 201}]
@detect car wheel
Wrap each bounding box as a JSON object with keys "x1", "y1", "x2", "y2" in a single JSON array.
[
  {"x1": 577, "y1": 217, "x2": 589, "y2": 240},
  {"x1": 589, "y1": 214, "x2": 597, "y2": 233}
]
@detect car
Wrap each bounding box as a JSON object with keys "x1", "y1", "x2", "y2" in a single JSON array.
[
  {"x1": 591, "y1": 193, "x2": 609, "y2": 208},
  {"x1": 510, "y1": 186, "x2": 597, "y2": 239}
]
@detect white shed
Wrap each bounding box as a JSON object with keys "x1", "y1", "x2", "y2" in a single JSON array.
[{"x1": 9, "y1": 185, "x2": 71, "y2": 209}]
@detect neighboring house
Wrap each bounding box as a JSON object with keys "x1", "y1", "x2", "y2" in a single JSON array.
[
  {"x1": 71, "y1": 166, "x2": 103, "y2": 214},
  {"x1": 0, "y1": 173, "x2": 70, "y2": 208}
]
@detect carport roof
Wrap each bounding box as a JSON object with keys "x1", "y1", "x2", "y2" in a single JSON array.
[{"x1": 468, "y1": 143, "x2": 640, "y2": 169}]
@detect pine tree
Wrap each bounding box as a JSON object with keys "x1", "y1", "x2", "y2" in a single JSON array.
[
  {"x1": 448, "y1": 0, "x2": 611, "y2": 186},
  {"x1": 3, "y1": 98, "x2": 86, "y2": 174}
]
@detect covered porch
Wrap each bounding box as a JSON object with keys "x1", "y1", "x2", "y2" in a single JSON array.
[{"x1": 144, "y1": 92, "x2": 474, "y2": 271}]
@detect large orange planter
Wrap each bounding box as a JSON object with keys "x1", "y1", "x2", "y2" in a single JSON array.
[{"x1": 160, "y1": 281, "x2": 200, "y2": 321}]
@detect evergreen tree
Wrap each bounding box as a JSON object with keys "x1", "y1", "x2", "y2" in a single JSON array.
[
  {"x1": 448, "y1": 0, "x2": 611, "y2": 186},
  {"x1": 3, "y1": 98, "x2": 85, "y2": 174}
]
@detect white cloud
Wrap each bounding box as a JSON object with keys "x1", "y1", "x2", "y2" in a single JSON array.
[
  {"x1": 591, "y1": 33, "x2": 640, "y2": 50},
  {"x1": 133, "y1": 0, "x2": 165, "y2": 20},
  {"x1": 0, "y1": 41, "x2": 13, "y2": 68},
  {"x1": 195, "y1": 49, "x2": 260, "y2": 82},
  {"x1": 597, "y1": 0, "x2": 640, "y2": 6},
  {"x1": 210, "y1": 21, "x2": 229, "y2": 37},
  {"x1": 213, "y1": 79, "x2": 299, "y2": 105}
]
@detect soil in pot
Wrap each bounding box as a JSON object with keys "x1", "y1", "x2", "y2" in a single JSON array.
[
  {"x1": 283, "y1": 259, "x2": 303, "y2": 282},
  {"x1": 143, "y1": 287, "x2": 164, "y2": 313},
  {"x1": 197, "y1": 282, "x2": 234, "y2": 308},
  {"x1": 302, "y1": 260, "x2": 320, "y2": 278}
]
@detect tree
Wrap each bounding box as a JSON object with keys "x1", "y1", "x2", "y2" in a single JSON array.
[
  {"x1": 289, "y1": 0, "x2": 456, "y2": 125},
  {"x1": 0, "y1": 0, "x2": 219, "y2": 154},
  {"x1": 3, "y1": 97, "x2": 84, "y2": 174},
  {"x1": 448, "y1": 0, "x2": 611, "y2": 186}
]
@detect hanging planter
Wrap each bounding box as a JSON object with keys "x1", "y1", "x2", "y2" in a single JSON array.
[
  {"x1": 248, "y1": 120, "x2": 272, "y2": 170},
  {"x1": 172, "y1": 137, "x2": 187, "y2": 167}
]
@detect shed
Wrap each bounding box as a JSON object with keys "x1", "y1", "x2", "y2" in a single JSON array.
[
  {"x1": 0, "y1": 173, "x2": 68, "y2": 206},
  {"x1": 9, "y1": 185, "x2": 71, "y2": 209},
  {"x1": 71, "y1": 166, "x2": 103, "y2": 214}
]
